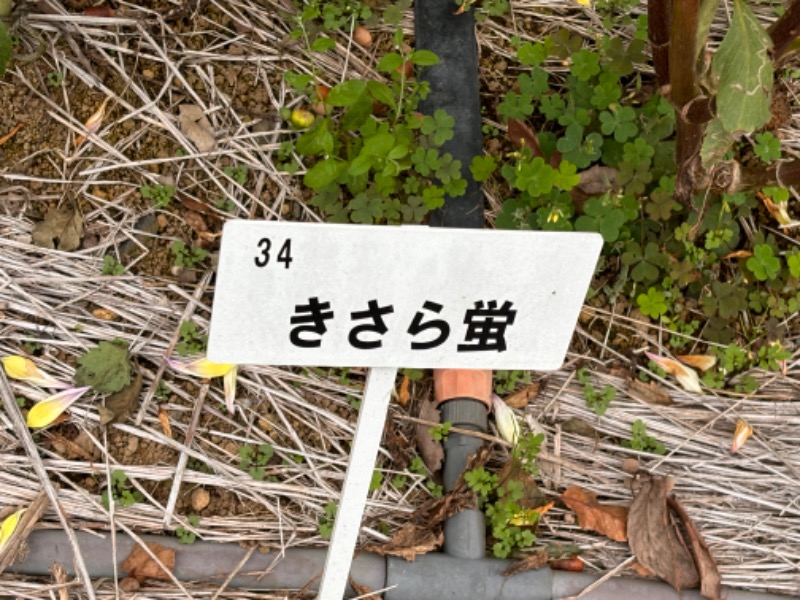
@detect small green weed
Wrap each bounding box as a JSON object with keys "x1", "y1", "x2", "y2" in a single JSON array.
[
  {"x1": 223, "y1": 164, "x2": 248, "y2": 185},
  {"x1": 621, "y1": 419, "x2": 666, "y2": 455},
  {"x1": 428, "y1": 421, "x2": 452, "y2": 442},
  {"x1": 494, "y1": 370, "x2": 532, "y2": 395},
  {"x1": 176, "y1": 321, "x2": 207, "y2": 356},
  {"x1": 369, "y1": 470, "x2": 383, "y2": 492},
  {"x1": 101, "y1": 469, "x2": 144, "y2": 509},
  {"x1": 176, "y1": 514, "x2": 200, "y2": 544},
  {"x1": 46, "y1": 71, "x2": 64, "y2": 87},
  {"x1": 238, "y1": 443, "x2": 274, "y2": 480},
  {"x1": 408, "y1": 455, "x2": 443, "y2": 497},
  {"x1": 101, "y1": 255, "x2": 125, "y2": 276},
  {"x1": 170, "y1": 241, "x2": 208, "y2": 268},
  {"x1": 576, "y1": 368, "x2": 616, "y2": 416},
  {"x1": 318, "y1": 502, "x2": 338, "y2": 539},
  {"x1": 141, "y1": 183, "x2": 175, "y2": 209}
]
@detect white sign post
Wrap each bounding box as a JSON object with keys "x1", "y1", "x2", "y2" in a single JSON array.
[{"x1": 208, "y1": 221, "x2": 602, "y2": 599}]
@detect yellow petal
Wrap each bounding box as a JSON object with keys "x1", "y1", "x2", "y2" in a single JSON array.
[
  {"x1": 26, "y1": 386, "x2": 92, "y2": 428},
  {"x1": 508, "y1": 501, "x2": 554, "y2": 526},
  {"x1": 676, "y1": 354, "x2": 717, "y2": 372},
  {"x1": 0, "y1": 509, "x2": 26, "y2": 551},
  {"x1": 223, "y1": 366, "x2": 238, "y2": 414},
  {"x1": 731, "y1": 419, "x2": 753, "y2": 453},
  {"x1": 1, "y1": 356, "x2": 70, "y2": 389},
  {"x1": 492, "y1": 394, "x2": 520, "y2": 445},
  {"x1": 645, "y1": 352, "x2": 702, "y2": 394},
  {"x1": 166, "y1": 357, "x2": 233, "y2": 378}
]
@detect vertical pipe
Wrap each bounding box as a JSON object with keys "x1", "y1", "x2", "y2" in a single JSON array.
[
  {"x1": 415, "y1": 0, "x2": 484, "y2": 229},
  {"x1": 416, "y1": 0, "x2": 490, "y2": 559}
]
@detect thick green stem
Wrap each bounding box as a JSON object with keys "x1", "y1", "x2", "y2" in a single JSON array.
[
  {"x1": 768, "y1": 0, "x2": 800, "y2": 63},
  {"x1": 648, "y1": 0, "x2": 671, "y2": 88},
  {"x1": 669, "y1": 0, "x2": 702, "y2": 208}
]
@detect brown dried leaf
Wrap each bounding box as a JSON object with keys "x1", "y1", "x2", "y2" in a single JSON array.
[
  {"x1": 560, "y1": 417, "x2": 597, "y2": 438},
  {"x1": 668, "y1": 495, "x2": 722, "y2": 600},
  {"x1": 499, "y1": 457, "x2": 547, "y2": 510},
  {"x1": 507, "y1": 117, "x2": 544, "y2": 158},
  {"x1": 561, "y1": 486, "x2": 628, "y2": 542},
  {"x1": 101, "y1": 369, "x2": 143, "y2": 425},
  {"x1": 396, "y1": 375, "x2": 411, "y2": 408},
  {"x1": 415, "y1": 399, "x2": 443, "y2": 474},
  {"x1": 549, "y1": 557, "x2": 584, "y2": 572},
  {"x1": 502, "y1": 548, "x2": 549, "y2": 577},
  {"x1": 92, "y1": 308, "x2": 118, "y2": 321},
  {"x1": 32, "y1": 208, "x2": 84, "y2": 251},
  {"x1": 178, "y1": 105, "x2": 216, "y2": 152},
  {"x1": 348, "y1": 576, "x2": 380, "y2": 599},
  {"x1": 626, "y1": 378, "x2": 673, "y2": 406},
  {"x1": 183, "y1": 210, "x2": 208, "y2": 235},
  {"x1": 628, "y1": 474, "x2": 699, "y2": 592},
  {"x1": 122, "y1": 542, "x2": 175, "y2": 583},
  {"x1": 363, "y1": 523, "x2": 442, "y2": 561},
  {"x1": 158, "y1": 408, "x2": 173, "y2": 438},
  {"x1": 504, "y1": 382, "x2": 540, "y2": 409}
]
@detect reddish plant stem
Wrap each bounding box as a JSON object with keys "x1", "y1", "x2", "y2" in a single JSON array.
[
  {"x1": 708, "y1": 159, "x2": 800, "y2": 194},
  {"x1": 669, "y1": 0, "x2": 702, "y2": 208},
  {"x1": 648, "y1": 0, "x2": 671, "y2": 88},
  {"x1": 768, "y1": 0, "x2": 800, "y2": 63}
]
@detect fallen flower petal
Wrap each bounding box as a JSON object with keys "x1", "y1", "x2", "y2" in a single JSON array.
[
  {"x1": 676, "y1": 354, "x2": 717, "y2": 372},
  {"x1": 75, "y1": 97, "x2": 111, "y2": 147},
  {"x1": 509, "y1": 501, "x2": 554, "y2": 526},
  {"x1": 759, "y1": 192, "x2": 795, "y2": 227},
  {"x1": 0, "y1": 509, "x2": 26, "y2": 551},
  {"x1": 645, "y1": 352, "x2": 702, "y2": 394},
  {"x1": 492, "y1": 393, "x2": 520, "y2": 445},
  {"x1": 26, "y1": 386, "x2": 92, "y2": 428},
  {"x1": 731, "y1": 419, "x2": 753, "y2": 453},
  {"x1": 165, "y1": 356, "x2": 233, "y2": 378},
  {"x1": 223, "y1": 366, "x2": 238, "y2": 414},
  {"x1": 2, "y1": 356, "x2": 70, "y2": 389}
]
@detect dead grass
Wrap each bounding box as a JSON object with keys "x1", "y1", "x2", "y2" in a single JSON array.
[{"x1": 1, "y1": 0, "x2": 800, "y2": 597}]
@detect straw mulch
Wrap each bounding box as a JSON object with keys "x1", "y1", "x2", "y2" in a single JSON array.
[{"x1": 1, "y1": 0, "x2": 799, "y2": 597}]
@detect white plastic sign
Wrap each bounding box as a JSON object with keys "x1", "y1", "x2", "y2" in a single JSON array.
[{"x1": 208, "y1": 221, "x2": 601, "y2": 369}]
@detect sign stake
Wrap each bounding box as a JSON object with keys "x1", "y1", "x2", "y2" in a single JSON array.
[{"x1": 317, "y1": 366, "x2": 398, "y2": 600}]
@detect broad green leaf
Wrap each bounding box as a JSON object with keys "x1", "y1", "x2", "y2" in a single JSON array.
[
  {"x1": 712, "y1": 0, "x2": 773, "y2": 133},
  {"x1": 696, "y1": 0, "x2": 720, "y2": 62},
  {"x1": 700, "y1": 118, "x2": 735, "y2": 168},
  {"x1": 304, "y1": 158, "x2": 345, "y2": 189},
  {"x1": 409, "y1": 50, "x2": 439, "y2": 67},
  {"x1": 295, "y1": 119, "x2": 333, "y2": 156},
  {"x1": 367, "y1": 80, "x2": 396, "y2": 109},
  {"x1": 377, "y1": 53, "x2": 404, "y2": 72},
  {"x1": 327, "y1": 80, "x2": 368, "y2": 106},
  {"x1": 75, "y1": 340, "x2": 131, "y2": 394}
]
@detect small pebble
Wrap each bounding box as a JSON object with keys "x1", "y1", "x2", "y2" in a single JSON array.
[{"x1": 191, "y1": 488, "x2": 211, "y2": 512}]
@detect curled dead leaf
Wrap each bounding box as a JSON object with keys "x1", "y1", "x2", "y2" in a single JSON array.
[
  {"x1": 627, "y1": 472, "x2": 720, "y2": 599},
  {"x1": 415, "y1": 399, "x2": 443, "y2": 474},
  {"x1": 158, "y1": 407, "x2": 173, "y2": 438},
  {"x1": 397, "y1": 375, "x2": 411, "y2": 408},
  {"x1": 363, "y1": 522, "x2": 442, "y2": 561},
  {"x1": 561, "y1": 486, "x2": 628, "y2": 542},
  {"x1": 502, "y1": 548, "x2": 549, "y2": 576},
  {"x1": 626, "y1": 378, "x2": 673, "y2": 406},
  {"x1": 549, "y1": 557, "x2": 584, "y2": 572},
  {"x1": 504, "y1": 381, "x2": 541, "y2": 409},
  {"x1": 32, "y1": 207, "x2": 85, "y2": 252},
  {"x1": 507, "y1": 118, "x2": 545, "y2": 158},
  {"x1": 122, "y1": 542, "x2": 175, "y2": 583}
]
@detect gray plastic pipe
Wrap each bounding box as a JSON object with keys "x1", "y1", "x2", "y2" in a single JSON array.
[{"x1": 9, "y1": 530, "x2": 784, "y2": 599}]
